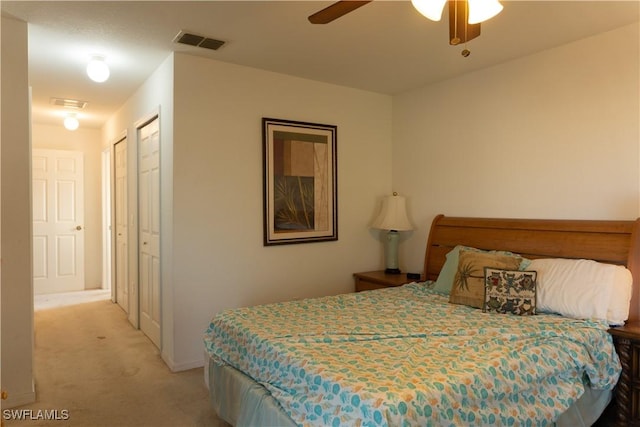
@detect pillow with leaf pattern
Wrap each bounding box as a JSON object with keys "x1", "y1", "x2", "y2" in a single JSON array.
[{"x1": 449, "y1": 250, "x2": 523, "y2": 308}]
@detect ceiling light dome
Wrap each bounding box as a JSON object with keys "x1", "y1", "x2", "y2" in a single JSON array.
[
  {"x1": 86, "y1": 56, "x2": 110, "y2": 83},
  {"x1": 64, "y1": 114, "x2": 79, "y2": 131}
]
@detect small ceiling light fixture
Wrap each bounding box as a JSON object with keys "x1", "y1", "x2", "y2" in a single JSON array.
[
  {"x1": 411, "y1": 0, "x2": 502, "y2": 24},
  {"x1": 86, "y1": 55, "x2": 110, "y2": 83},
  {"x1": 411, "y1": 0, "x2": 503, "y2": 57},
  {"x1": 64, "y1": 113, "x2": 79, "y2": 131}
]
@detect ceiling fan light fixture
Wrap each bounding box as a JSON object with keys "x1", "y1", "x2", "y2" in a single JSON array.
[
  {"x1": 411, "y1": 0, "x2": 448, "y2": 21},
  {"x1": 86, "y1": 55, "x2": 110, "y2": 83},
  {"x1": 467, "y1": 0, "x2": 503, "y2": 24},
  {"x1": 63, "y1": 113, "x2": 79, "y2": 131}
]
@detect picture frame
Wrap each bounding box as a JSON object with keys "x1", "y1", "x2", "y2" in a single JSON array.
[{"x1": 262, "y1": 118, "x2": 338, "y2": 246}]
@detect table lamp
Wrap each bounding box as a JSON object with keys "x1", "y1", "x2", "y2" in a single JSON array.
[{"x1": 371, "y1": 192, "x2": 413, "y2": 274}]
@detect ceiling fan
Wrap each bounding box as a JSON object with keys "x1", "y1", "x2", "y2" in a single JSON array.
[{"x1": 308, "y1": 0, "x2": 503, "y2": 49}]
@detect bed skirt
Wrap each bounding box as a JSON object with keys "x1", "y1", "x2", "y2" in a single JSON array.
[
  {"x1": 207, "y1": 356, "x2": 297, "y2": 427},
  {"x1": 206, "y1": 356, "x2": 612, "y2": 427}
]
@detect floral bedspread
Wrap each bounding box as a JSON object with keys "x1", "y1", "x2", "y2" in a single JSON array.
[{"x1": 203, "y1": 283, "x2": 620, "y2": 427}]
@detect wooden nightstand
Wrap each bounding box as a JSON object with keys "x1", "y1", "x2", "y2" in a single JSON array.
[
  {"x1": 353, "y1": 270, "x2": 415, "y2": 292},
  {"x1": 609, "y1": 322, "x2": 640, "y2": 426}
]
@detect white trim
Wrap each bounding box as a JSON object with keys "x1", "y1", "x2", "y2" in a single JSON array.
[
  {"x1": 101, "y1": 148, "x2": 112, "y2": 293},
  {"x1": 108, "y1": 131, "x2": 128, "y2": 305},
  {"x1": 3, "y1": 387, "x2": 36, "y2": 410},
  {"x1": 162, "y1": 352, "x2": 205, "y2": 373}
]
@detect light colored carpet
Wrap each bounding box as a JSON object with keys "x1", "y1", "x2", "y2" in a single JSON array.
[
  {"x1": 9, "y1": 298, "x2": 230, "y2": 427},
  {"x1": 34, "y1": 289, "x2": 111, "y2": 311}
]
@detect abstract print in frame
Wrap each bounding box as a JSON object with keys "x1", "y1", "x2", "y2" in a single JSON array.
[{"x1": 262, "y1": 118, "x2": 337, "y2": 246}]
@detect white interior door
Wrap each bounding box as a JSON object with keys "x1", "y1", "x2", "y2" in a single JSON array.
[
  {"x1": 114, "y1": 139, "x2": 129, "y2": 313},
  {"x1": 138, "y1": 118, "x2": 161, "y2": 348},
  {"x1": 32, "y1": 149, "x2": 84, "y2": 294}
]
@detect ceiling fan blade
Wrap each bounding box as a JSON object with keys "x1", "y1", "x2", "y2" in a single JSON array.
[
  {"x1": 308, "y1": 1, "x2": 373, "y2": 24},
  {"x1": 448, "y1": 0, "x2": 480, "y2": 44}
]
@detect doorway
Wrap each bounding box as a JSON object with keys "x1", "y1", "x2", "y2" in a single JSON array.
[{"x1": 32, "y1": 149, "x2": 85, "y2": 294}]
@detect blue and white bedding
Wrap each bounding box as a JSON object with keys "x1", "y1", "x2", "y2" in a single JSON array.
[{"x1": 204, "y1": 283, "x2": 621, "y2": 426}]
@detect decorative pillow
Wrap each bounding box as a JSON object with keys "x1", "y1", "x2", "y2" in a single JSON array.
[
  {"x1": 432, "y1": 245, "x2": 531, "y2": 294},
  {"x1": 529, "y1": 258, "x2": 632, "y2": 324},
  {"x1": 483, "y1": 268, "x2": 537, "y2": 315},
  {"x1": 449, "y1": 250, "x2": 523, "y2": 308}
]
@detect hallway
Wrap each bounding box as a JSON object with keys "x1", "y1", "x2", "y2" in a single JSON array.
[
  {"x1": 34, "y1": 289, "x2": 110, "y2": 311},
  {"x1": 7, "y1": 298, "x2": 227, "y2": 427}
]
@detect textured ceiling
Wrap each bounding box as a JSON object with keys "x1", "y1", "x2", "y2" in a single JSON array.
[{"x1": 2, "y1": 1, "x2": 638, "y2": 129}]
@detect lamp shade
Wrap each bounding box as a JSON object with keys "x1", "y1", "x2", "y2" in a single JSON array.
[
  {"x1": 467, "y1": 0, "x2": 504, "y2": 24},
  {"x1": 411, "y1": 0, "x2": 448, "y2": 21},
  {"x1": 372, "y1": 194, "x2": 413, "y2": 231}
]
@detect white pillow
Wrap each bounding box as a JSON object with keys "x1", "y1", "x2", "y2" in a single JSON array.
[
  {"x1": 529, "y1": 258, "x2": 632, "y2": 325},
  {"x1": 609, "y1": 266, "x2": 634, "y2": 325}
]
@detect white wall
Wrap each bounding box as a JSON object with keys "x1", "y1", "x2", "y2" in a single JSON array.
[
  {"x1": 32, "y1": 124, "x2": 103, "y2": 290},
  {"x1": 107, "y1": 22, "x2": 639, "y2": 373},
  {"x1": 171, "y1": 53, "x2": 392, "y2": 369},
  {"x1": 1, "y1": 14, "x2": 35, "y2": 408},
  {"x1": 393, "y1": 23, "x2": 640, "y2": 273}
]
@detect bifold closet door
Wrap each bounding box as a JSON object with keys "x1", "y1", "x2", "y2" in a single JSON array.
[{"x1": 138, "y1": 117, "x2": 161, "y2": 348}]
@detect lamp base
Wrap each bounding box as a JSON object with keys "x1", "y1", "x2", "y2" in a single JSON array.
[{"x1": 383, "y1": 230, "x2": 402, "y2": 275}]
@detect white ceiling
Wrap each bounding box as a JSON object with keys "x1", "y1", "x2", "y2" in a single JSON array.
[{"x1": 2, "y1": 1, "x2": 639, "y2": 129}]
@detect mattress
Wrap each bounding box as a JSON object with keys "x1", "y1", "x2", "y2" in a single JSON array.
[
  {"x1": 204, "y1": 283, "x2": 620, "y2": 426},
  {"x1": 206, "y1": 357, "x2": 612, "y2": 427}
]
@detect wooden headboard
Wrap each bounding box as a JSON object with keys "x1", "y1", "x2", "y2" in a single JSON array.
[{"x1": 422, "y1": 215, "x2": 640, "y2": 321}]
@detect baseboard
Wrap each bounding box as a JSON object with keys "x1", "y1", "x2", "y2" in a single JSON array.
[
  {"x1": 3, "y1": 388, "x2": 36, "y2": 409},
  {"x1": 161, "y1": 352, "x2": 204, "y2": 373}
]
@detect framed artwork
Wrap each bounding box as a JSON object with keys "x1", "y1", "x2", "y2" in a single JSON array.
[{"x1": 262, "y1": 118, "x2": 338, "y2": 246}]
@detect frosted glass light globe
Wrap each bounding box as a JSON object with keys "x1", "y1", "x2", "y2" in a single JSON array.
[
  {"x1": 86, "y1": 57, "x2": 110, "y2": 83},
  {"x1": 411, "y1": 0, "x2": 447, "y2": 21},
  {"x1": 468, "y1": 0, "x2": 504, "y2": 24},
  {"x1": 64, "y1": 115, "x2": 79, "y2": 131}
]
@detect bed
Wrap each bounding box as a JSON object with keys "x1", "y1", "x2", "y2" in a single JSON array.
[{"x1": 204, "y1": 215, "x2": 640, "y2": 426}]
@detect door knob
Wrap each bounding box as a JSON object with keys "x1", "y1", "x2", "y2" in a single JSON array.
[{"x1": 76, "y1": 225, "x2": 82, "y2": 231}]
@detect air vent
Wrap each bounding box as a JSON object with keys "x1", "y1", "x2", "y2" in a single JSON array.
[
  {"x1": 173, "y1": 31, "x2": 226, "y2": 51},
  {"x1": 50, "y1": 98, "x2": 88, "y2": 109}
]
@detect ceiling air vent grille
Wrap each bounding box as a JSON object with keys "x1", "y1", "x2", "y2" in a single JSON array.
[
  {"x1": 50, "y1": 98, "x2": 88, "y2": 109},
  {"x1": 173, "y1": 31, "x2": 225, "y2": 51}
]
